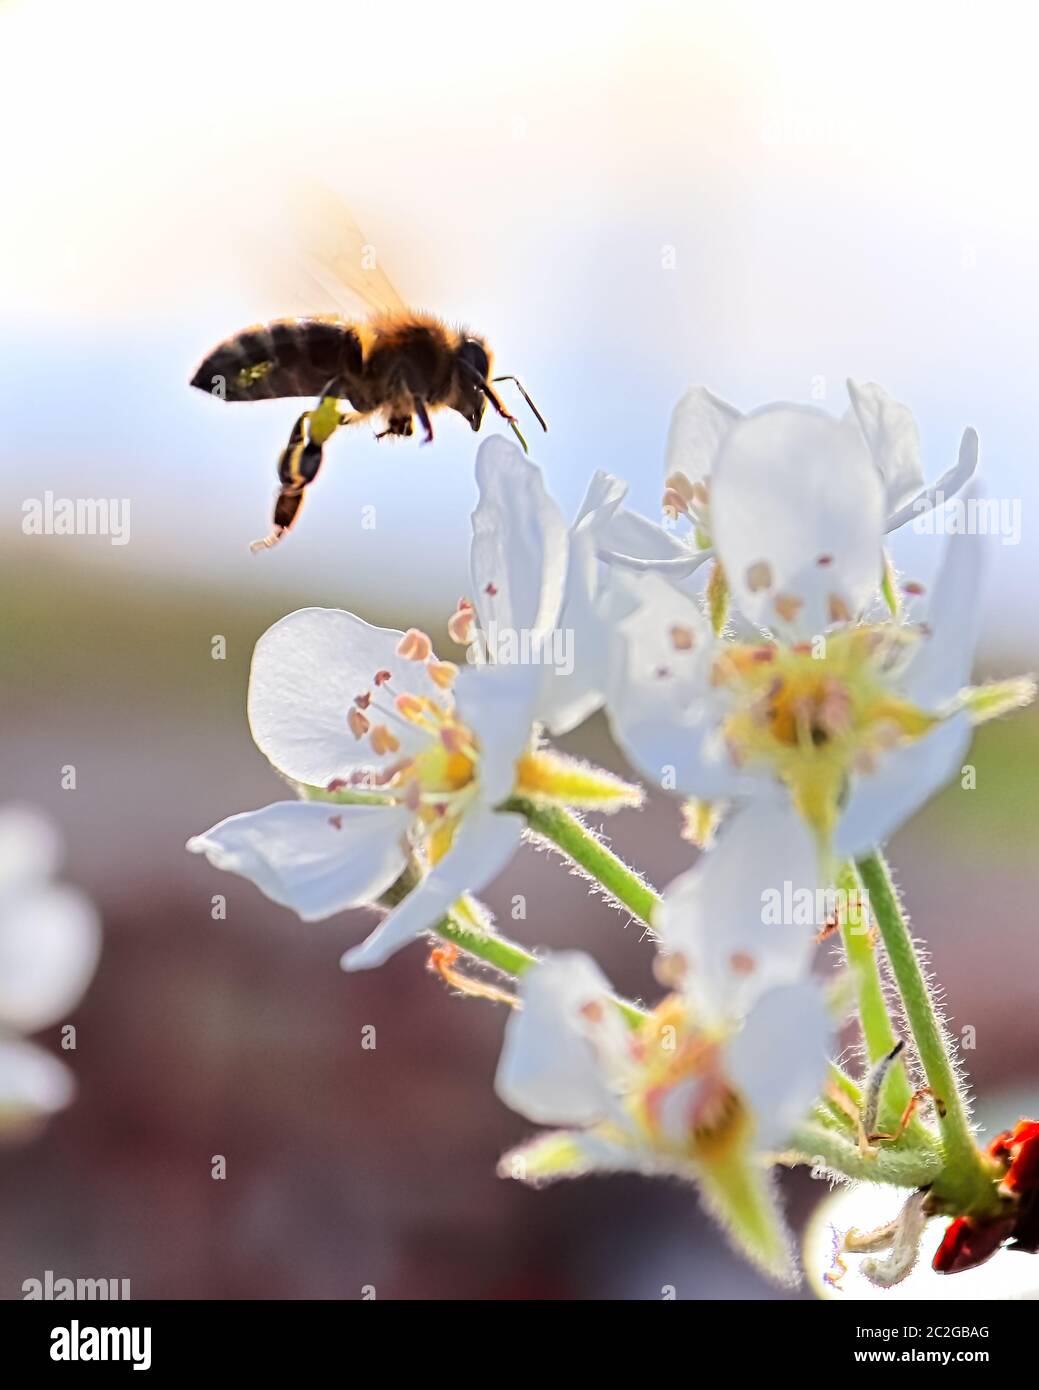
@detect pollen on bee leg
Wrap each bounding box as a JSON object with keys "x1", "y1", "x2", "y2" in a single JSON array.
[
  {"x1": 347, "y1": 708, "x2": 371, "y2": 739},
  {"x1": 396, "y1": 628, "x2": 434, "y2": 661}
]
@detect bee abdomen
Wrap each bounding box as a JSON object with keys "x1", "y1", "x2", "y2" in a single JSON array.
[{"x1": 190, "y1": 317, "x2": 363, "y2": 402}]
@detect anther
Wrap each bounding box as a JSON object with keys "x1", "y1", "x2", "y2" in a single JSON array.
[
  {"x1": 746, "y1": 560, "x2": 773, "y2": 592},
  {"x1": 347, "y1": 708, "x2": 370, "y2": 739},
  {"x1": 396, "y1": 629, "x2": 433, "y2": 661},
  {"x1": 773, "y1": 592, "x2": 804, "y2": 622},
  {"x1": 428, "y1": 660, "x2": 458, "y2": 689},
  {"x1": 370, "y1": 725, "x2": 401, "y2": 756}
]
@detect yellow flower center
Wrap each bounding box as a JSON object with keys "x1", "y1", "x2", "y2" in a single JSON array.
[
  {"x1": 714, "y1": 626, "x2": 939, "y2": 856},
  {"x1": 629, "y1": 997, "x2": 749, "y2": 1165}
]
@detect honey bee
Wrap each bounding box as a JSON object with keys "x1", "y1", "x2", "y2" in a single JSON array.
[{"x1": 189, "y1": 185, "x2": 547, "y2": 550}]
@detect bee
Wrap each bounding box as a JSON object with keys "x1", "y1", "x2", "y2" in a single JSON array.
[{"x1": 189, "y1": 185, "x2": 547, "y2": 550}]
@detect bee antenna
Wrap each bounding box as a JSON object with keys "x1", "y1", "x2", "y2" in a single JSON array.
[{"x1": 492, "y1": 375, "x2": 548, "y2": 433}]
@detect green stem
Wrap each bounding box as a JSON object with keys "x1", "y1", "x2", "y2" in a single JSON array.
[
  {"x1": 781, "y1": 1123, "x2": 943, "y2": 1190},
  {"x1": 504, "y1": 797, "x2": 661, "y2": 926},
  {"x1": 856, "y1": 851, "x2": 998, "y2": 1213},
  {"x1": 836, "y1": 860, "x2": 913, "y2": 1134},
  {"x1": 432, "y1": 909, "x2": 648, "y2": 1027}
]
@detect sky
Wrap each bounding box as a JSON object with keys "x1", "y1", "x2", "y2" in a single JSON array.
[{"x1": 2, "y1": 0, "x2": 1038, "y2": 655}]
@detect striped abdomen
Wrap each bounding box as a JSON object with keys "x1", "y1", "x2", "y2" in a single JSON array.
[{"x1": 190, "y1": 317, "x2": 363, "y2": 402}]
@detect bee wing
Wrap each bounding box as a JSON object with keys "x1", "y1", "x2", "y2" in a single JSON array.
[{"x1": 242, "y1": 180, "x2": 409, "y2": 320}]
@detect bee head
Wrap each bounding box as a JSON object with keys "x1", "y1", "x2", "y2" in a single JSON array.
[{"x1": 453, "y1": 336, "x2": 492, "y2": 431}]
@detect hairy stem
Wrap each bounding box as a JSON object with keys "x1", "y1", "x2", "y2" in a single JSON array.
[
  {"x1": 504, "y1": 797, "x2": 661, "y2": 927},
  {"x1": 433, "y1": 908, "x2": 648, "y2": 1028},
  {"x1": 836, "y1": 860, "x2": 914, "y2": 1135},
  {"x1": 856, "y1": 851, "x2": 999, "y2": 1213}
]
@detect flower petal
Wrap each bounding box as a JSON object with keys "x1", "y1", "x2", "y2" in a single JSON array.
[
  {"x1": 901, "y1": 482, "x2": 985, "y2": 709},
  {"x1": 834, "y1": 714, "x2": 972, "y2": 859},
  {"x1": 471, "y1": 436, "x2": 567, "y2": 644},
  {"x1": 0, "y1": 883, "x2": 100, "y2": 1033},
  {"x1": 495, "y1": 951, "x2": 624, "y2": 1126},
  {"x1": 0, "y1": 1036, "x2": 76, "y2": 1120},
  {"x1": 711, "y1": 405, "x2": 885, "y2": 637},
  {"x1": 885, "y1": 427, "x2": 979, "y2": 534},
  {"x1": 0, "y1": 804, "x2": 63, "y2": 891},
  {"x1": 538, "y1": 471, "x2": 633, "y2": 735},
  {"x1": 607, "y1": 572, "x2": 746, "y2": 800},
  {"x1": 341, "y1": 806, "x2": 524, "y2": 970},
  {"x1": 655, "y1": 802, "x2": 819, "y2": 1024},
  {"x1": 664, "y1": 385, "x2": 741, "y2": 488},
  {"x1": 725, "y1": 981, "x2": 832, "y2": 1151},
  {"x1": 846, "y1": 380, "x2": 924, "y2": 516},
  {"x1": 453, "y1": 663, "x2": 541, "y2": 805},
  {"x1": 248, "y1": 608, "x2": 443, "y2": 787},
  {"x1": 498, "y1": 1127, "x2": 643, "y2": 1183},
  {"x1": 187, "y1": 800, "x2": 411, "y2": 921}
]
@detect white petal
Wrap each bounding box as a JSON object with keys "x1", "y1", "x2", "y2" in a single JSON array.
[
  {"x1": 656, "y1": 803, "x2": 819, "y2": 1025},
  {"x1": 884, "y1": 427, "x2": 979, "y2": 533},
  {"x1": 0, "y1": 804, "x2": 62, "y2": 891},
  {"x1": 572, "y1": 468, "x2": 629, "y2": 529},
  {"x1": 471, "y1": 436, "x2": 567, "y2": 643},
  {"x1": 725, "y1": 983, "x2": 832, "y2": 1151},
  {"x1": 901, "y1": 482, "x2": 985, "y2": 708},
  {"x1": 538, "y1": 472, "x2": 628, "y2": 736},
  {"x1": 664, "y1": 385, "x2": 741, "y2": 488},
  {"x1": 834, "y1": 715, "x2": 972, "y2": 860},
  {"x1": 341, "y1": 807, "x2": 524, "y2": 970},
  {"x1": 711, "y1": 405, "x2": 885, "y2": 637},
  {"x1": 606, "y1": 572, "x2": 745, "y2": 800},
  {"x1": 0, "y1": 1037, "x2": 76, "y2": 1119},
  {"x1": 187, "y1": 800, "x2": 411, "y2": 921},
  {"x1": 846, "y1": 380, "x2": 924, "y2": 515},
  {"x1": 248, "y1": 608, "x2": 443, "y2": 787},
  {"x1": 0, "y1": 884, "x2": 100, "y2": 1033},
  {"x1": 495, "y1": 951, "x2": 622, "y2": 1126},
  {"x1": 453, "y1": 663, "x2": 541, "y2": 804}
]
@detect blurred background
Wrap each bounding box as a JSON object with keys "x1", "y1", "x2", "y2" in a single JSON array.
[{"x1": 2, "y1": 0, "x2": 1038, "y2": 1299}]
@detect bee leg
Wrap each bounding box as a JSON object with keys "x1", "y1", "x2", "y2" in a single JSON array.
[
  {"x1": 481, "y1": 381, "x2": 529, "y2": 453},
  {"x1": 412, "y1": 396, "x2": 434, "y2": 445},
  {"x1": 375, "y1": 414, "x2": 414, "y2": 440},
  {"x1": 250, "y1": 411, "x2": 324, "y2": 552}
]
